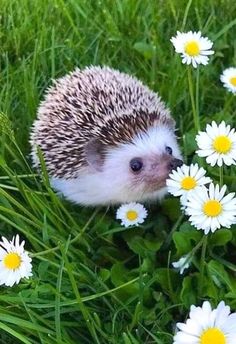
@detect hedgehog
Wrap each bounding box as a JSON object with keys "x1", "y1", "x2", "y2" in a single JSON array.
[{"x1": 30, "y1": 66, "x2": 183, "y2": 206}]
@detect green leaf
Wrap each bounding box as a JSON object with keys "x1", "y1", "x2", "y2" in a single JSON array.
[
  {"x1": 154, "y1": 268, "x2": 180, "y2": 299},
  {"x1": 183, "y1": 130, "x2": 198, "y2": 156},
  {"x1": 111, "y1": 263, "x2": 131, "y2": 286},
  {"x1": 161, "y1": 198, "x2": 182, "y2": 221},
  {"x1": 38, "y1": 261, "x2": 50, "y2": 280},
  {"x1": 173, "y1": 222, "x2": 202, "y2": 256},
  {"x1": 129, "y1": 301, "x2": 142, "y2": 330},
  {"x1": 122, "y1": 332, "x2": 132, "y2": 344},
  {"x1": 99, "y1": 268, "x2": 110, "y2": 282},
  {"x1": 110, "y1": 263, "x2": 139, "y2": 300},
  {"x1": 207, "y1": 260, "x2": 236, "y2": 292},
  {"x1": 126, "y1": 235, "x2": 163, "y2": 257},
  {"x1": 209, "y1": 229, "x2": 232, "y2": 247},
  {"x1": 133, "y1": 42, "x2": 156, "y2": 59},
  {"x1": 180, "y1": 275, "x2": 198, "y2": 307}
]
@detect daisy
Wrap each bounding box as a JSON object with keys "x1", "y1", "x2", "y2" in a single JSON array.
[
  {"x1": 174, "y1": 301, "x2": 236, "y2": 344},
  {"x1": 172, "y1": 255, "x2": 191, "y2": 274},
  {"x1": 166, "y1": 163, "x2": 211, "y2": 206},
  {"x1": 185, "y1": 183, "x2": 236, "y2": 234},
  {"x1": 116, "y1": 202, "x2": 148, "y2": 227},
  {"x1": 220, "y1": 67, "x2": 236, "y2": 94},
  {"x1": 196, "y1": 121, "x2": 236, "y2": 166},
  {"x1": 170, "y1": 31, "x2": 214, "y2": 68},
  {"x1": 0, "y1": 235, "x2": 32, "y2": 287}
]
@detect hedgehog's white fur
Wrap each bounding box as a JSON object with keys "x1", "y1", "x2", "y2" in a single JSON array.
[
  {"x1": 31, "y1": 66, "x2": 182, "y2": 206},
  {"x1": 51, "y1": 125, "x2": 182, "y2": 206}
]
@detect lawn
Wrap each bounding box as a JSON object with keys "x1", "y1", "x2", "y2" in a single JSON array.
[{"x1": 1, "y1": 0, "x2": 236, "y2": 343}]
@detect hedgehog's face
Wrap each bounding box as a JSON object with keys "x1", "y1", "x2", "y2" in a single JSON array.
[
  {"x1": 128, "y1": 149, "x2": 183, "y2": 192},
  {"x1": 105, "y1": 126, "x2": 182, "y2": 202},
  {"x1": 85, "y1": 125, "x2": 183, "y2": 204}
]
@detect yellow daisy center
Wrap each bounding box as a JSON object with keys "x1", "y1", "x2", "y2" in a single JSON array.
[
  {"x1": 200, "y1": 328, "x2": 226, "y2": 344},
  {"x1": 181, "y1": 176, "x2": 197, "y2": 190},
  {"x1": 126, "y1": 210, "x2": 138, "y2": 221},
  {"x1": 203, "y1": 200, "x2": 222, "y2": 217},
  {"x1": 230, "y1": 76, "x2": 236, "y2": 86},
  {"x1": 184, "y1": 41, "x2": 200, "y2": 56},
  {"x1": 3, "y1": 252, "x2": 21, "y2": 270},
  {"x1": 213, "y1": 135, "x2": 232, "y2": 154}
]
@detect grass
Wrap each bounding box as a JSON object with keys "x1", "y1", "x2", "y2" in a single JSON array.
[{"x1": 1, "y1": 0, "x2": 236, "y2": 343}]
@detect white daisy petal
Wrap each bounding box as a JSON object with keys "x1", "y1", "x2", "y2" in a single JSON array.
[
  {"x1": 0, "y1": 235, "x2": 32, "y2": 287},
  {"x1": 167, "y1": 163, "x2": 211, "y2": 203},
  {"x1": 221, "y1": 192, "x2": 236, "y2": 204},
  {"x1": 116, "y1": 202, "x2": 148, "y2": 227},
  {"x1": 220, "y1": 67, "x2": 236, "y2": 94},
  {"x1": 174, "y1": 301, "x2": 236, "y2": 344},
  {"x1": 196, "y1": 121, "x2": 236, "y2": 166},
  {"x1": 185, "y1": 183, "x2": 236, "y2": 234},
  {"x1": 221, "y1": 314, "x2": 236, "y2": 333},
  {"x1": 214, "y1": 301, "x2": 231, "y2": 328},
  {"x1": 174, "y1": 331, "x2": 198, "y2": 343},
  {"x1": 171, "y1": 30, "x2": 214, "y2": 67}
]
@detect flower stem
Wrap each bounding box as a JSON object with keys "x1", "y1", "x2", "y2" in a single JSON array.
[
  {"x1": 198, "y1": 235, "x2": 208, "y2": 297},
  {"x1": 188, "y1": 67, "x2": 200, "y2": 131},
  {"x1": 219, "y1": 166, "x2": 224, "y2": 187},
  {"x1": 190, "y1": 235, "x2": 205, "y2": 257},
  {"x1": 196, "y1": 67, "x2": 200, "y2": 129}
]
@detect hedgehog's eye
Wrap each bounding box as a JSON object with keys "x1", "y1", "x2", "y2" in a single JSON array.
[
  {"x1": 165, "y1": 146, "x2": 173, "y2": 155},
  {"x1": 130, "y1": 158, "x2": 143, "y2": 173}
]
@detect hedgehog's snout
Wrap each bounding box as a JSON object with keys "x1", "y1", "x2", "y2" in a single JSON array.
[{"x1": 168, "y1": 158, "x2": 183, "y2": 172}]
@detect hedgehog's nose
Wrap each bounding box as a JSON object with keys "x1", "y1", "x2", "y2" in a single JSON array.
[{"x1": 168, "y1": 158, "x2": 183, "y2": 171}]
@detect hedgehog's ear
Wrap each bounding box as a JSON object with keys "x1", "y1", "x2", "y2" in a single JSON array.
[{"x1": 84, "y1": 138, "x2": 105, "y2": 171}]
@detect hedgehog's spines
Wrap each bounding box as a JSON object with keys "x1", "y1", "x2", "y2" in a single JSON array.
[{"x1": 31, "y1": 66, "x2": 174, "y2": 179}]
